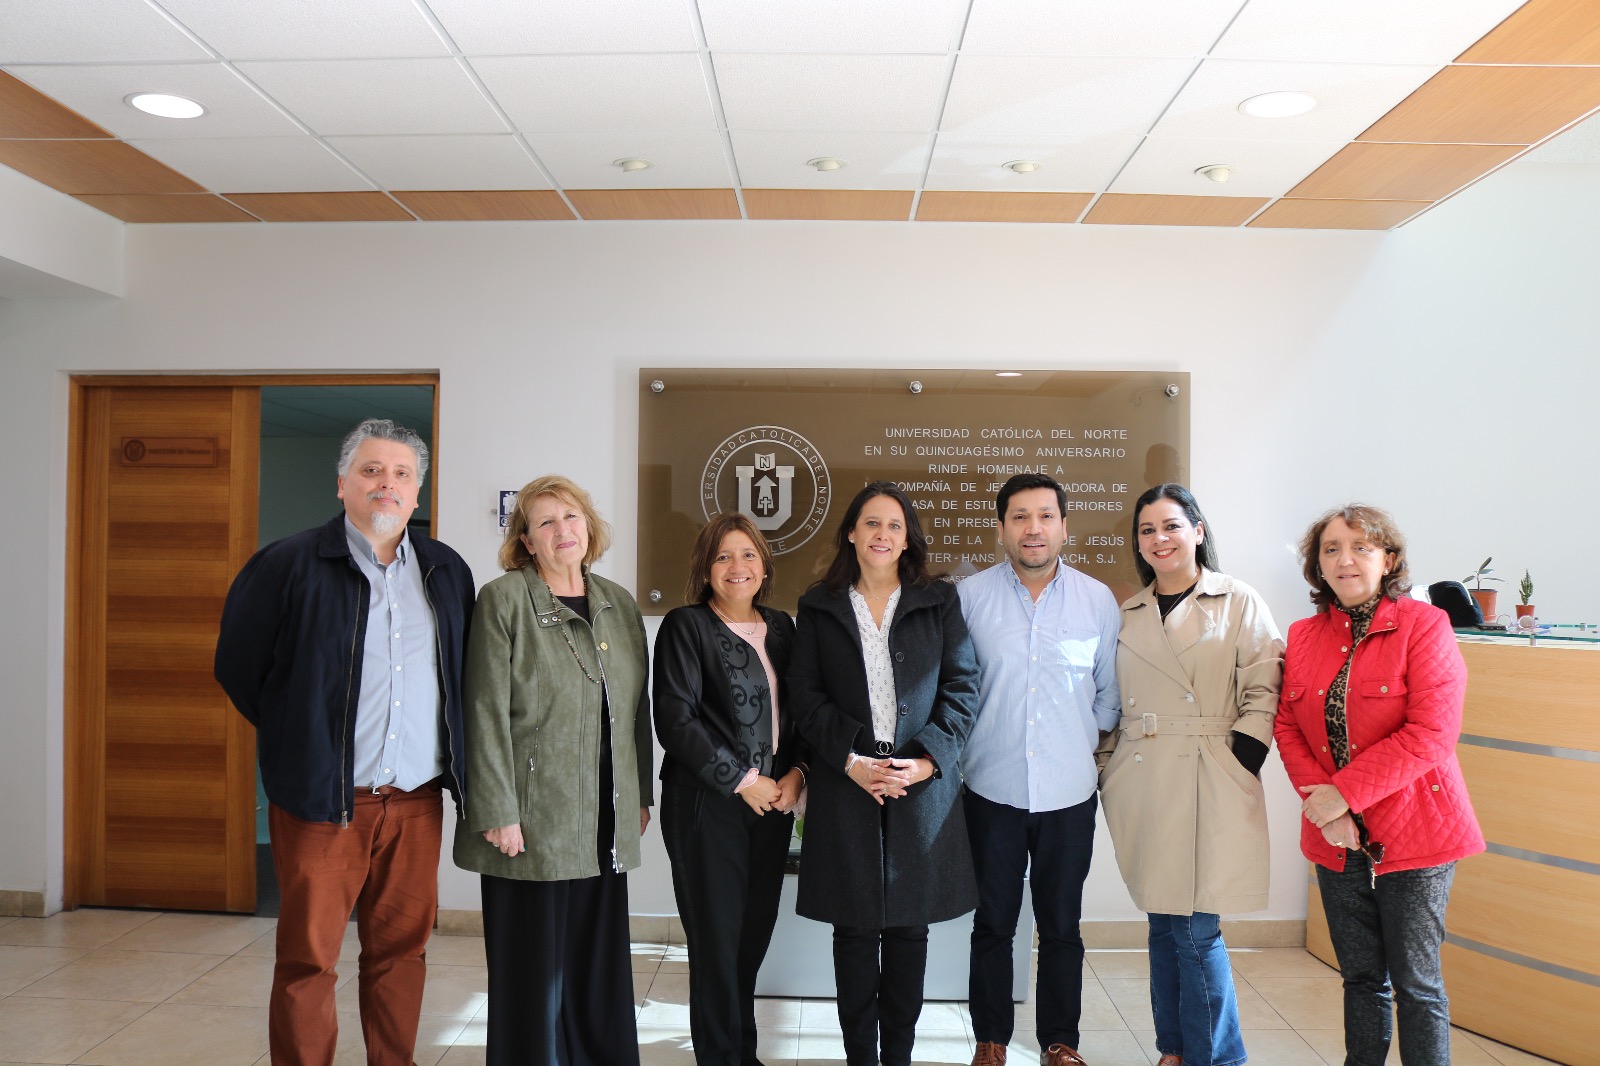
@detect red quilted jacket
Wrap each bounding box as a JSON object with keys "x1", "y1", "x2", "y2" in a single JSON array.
[{"x1": 1275, "y1": 595, "x2": 1484, "y2": 874}]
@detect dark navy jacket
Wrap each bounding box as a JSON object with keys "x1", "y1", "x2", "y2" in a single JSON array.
[{"x1": 214, "y1": 513, "x2": 476, "y2": 824}]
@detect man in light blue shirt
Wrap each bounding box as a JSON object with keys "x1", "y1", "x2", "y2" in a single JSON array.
[{"x1": 958, "y1": 473, "x2": 1121, "y2": 1066}]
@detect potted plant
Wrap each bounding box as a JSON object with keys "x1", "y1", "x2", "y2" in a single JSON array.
[
  {"x1": 1464, "y1": 557, "x2": 1503, "y2": 620},
  {"x1": 1516, "y1": 569, "x2": 1535, "y2": 621}
]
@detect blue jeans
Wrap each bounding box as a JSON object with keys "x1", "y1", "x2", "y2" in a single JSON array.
[
  {"x1": 1148, "y1": 912, "x2": 1246, "y2": 1066},
  {"x1": 1316, "y1": 855, "x2": 1455, "y2": 1066}
]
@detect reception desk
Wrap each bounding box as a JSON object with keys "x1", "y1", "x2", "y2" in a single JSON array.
[{"x1": 1306, "y1": 637, "x2": 1600, "y2": 1065}]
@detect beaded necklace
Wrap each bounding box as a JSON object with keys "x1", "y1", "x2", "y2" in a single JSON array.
[{"x1": 544, "y1": 574, "x2": 604, "y2": 686}]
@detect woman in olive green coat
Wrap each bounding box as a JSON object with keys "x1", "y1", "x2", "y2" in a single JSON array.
[{"x1": 452, "y1": 475, "x2": 653, "y2": 1066}]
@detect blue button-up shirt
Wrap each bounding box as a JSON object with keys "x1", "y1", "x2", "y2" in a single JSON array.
[
  {"x1": 346, "y1": 519, "x2": 444, "y2": 791},
  {"x1": 957, "y1": 559, "x2": 1121, "y2": 812}
]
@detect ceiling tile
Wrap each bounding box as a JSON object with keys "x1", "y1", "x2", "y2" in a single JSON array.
[
  {"x1": 730, "y1": 131, "x2": 931, "y2": 190},
  {"x1": 73, "y1": 193, "x2": 259, "y2": 222},
  {"x1": 131, "y1": 136, "x2": 375, "y2": 193},
  {"x1": 391, "y1": 190, "x2": 574, "y2": 221},
  {"x1": 1213, "y1": 0, "x2": 1526, "y2": 64},
  {"x1": 1111, "y1": 135, "x2": 1346, "y2": 197},
  {"x1": 715, "y1": 53, "x2": 950, "y2": 132},
  {"x1": 1459, "y1": 0, "x2": 1600, "y2": 63},
  {"x1": 1288, "y1": 141, "x2": 1522, "y2": 199},
  {"x1": 1359, "y1": 65, "x2": 1600, "y2": 146},
  {"x1": 700, "y1": 0, "x2": 966, "y2": 52},
  {"x1": 426, "y1": 0, "x2": 698, "y2": 55},
  {"x1": 941, "y1": 55, "x2": 1197, "y2": 137},
  {"x1": 0, "y1": 70, "x2": 112, "y2": 138},
  {"x1": 326, "y1": 135, "x2": 550, "y2": 190},
  {"x1": 961, "y1": 0, "x2": 1246, "y2": 57},
  {"x1": 238, "y1": 58, "x2": 507, "y2": 136},
  {"x1": 566, "y1": 189, "x2": 740, "y2": 220},
  {"x1": 1150, "y1": 58, "x2": 1437, "y2": 143},
  {"x1": 916, "y1": 190, "x2": 1091, "y2": 223},
  {"x1": 0, "y1": 0, "x2": 211, "y2": 64},
  {"x1": 472, "y1": 54, "x2": 716, "y2": 133},
  {"x1": 224, "y1": 192, "x2": 413, "y2": 221},
  {"x1": 1520, "y1": 110, "x2": 1600, "y2": 165},
  {"x1": 745, "y1": 189, "x2": 913, "y2": 221},
  {"x1": 526, "y1": 131, "x2": 735, "y2": 189},
  {"x1": 157, "y1": 0, "x2": 450, "y2": 60},
  {"x1": 1083, "y1": 193, "x2": 1267, "y2": 226},
  {"x1": 6, "y1": 63, "x2": 303, "y2": 140},
  {"x1": 924, "y1": 132, "x2": 1138, "y2": 191},
  {"x1": 0, "y1": 138, "x2": 203, "y2": 194},
  {"x1": 1247, "y1": 198, "x2": 1431, "y2": 230}
]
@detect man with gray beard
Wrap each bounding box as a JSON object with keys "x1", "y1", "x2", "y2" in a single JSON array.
[{"x1": 216, "y1": 418, "x2": 475, "y2": 1066}]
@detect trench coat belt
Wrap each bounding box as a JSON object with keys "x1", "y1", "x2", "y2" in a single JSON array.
[{"x1": 1120, "y1": 713, "x2": 1237, "y2": 739}]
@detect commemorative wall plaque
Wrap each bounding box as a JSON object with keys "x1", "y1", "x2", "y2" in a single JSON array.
[{"x1": 638, "y1": 369, "x2": 1189, "y2": 615}]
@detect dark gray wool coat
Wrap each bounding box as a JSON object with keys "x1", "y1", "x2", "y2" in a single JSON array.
[{"x1": 790, "y1": 578, "x2": 981, "y2": 929}]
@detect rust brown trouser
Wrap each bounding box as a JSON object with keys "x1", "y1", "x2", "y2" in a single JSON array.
[{"x1": 267, "y1": 781, "x2": 443, "y2": 1066}]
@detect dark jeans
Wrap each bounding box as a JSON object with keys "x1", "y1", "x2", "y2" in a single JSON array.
[
  {"x1": 1316, "y1": 855, "x2": 1456, "y2": 1066},
  {"x1": 833, "y1": 924, "x2": 929, "y2": 1066},
  {"x1": 965, "y1": 788, "x2": 1097, "y2": 1050},
  {"x1": 661, "y1": 783, "x2": 792, "y2": 1066}
]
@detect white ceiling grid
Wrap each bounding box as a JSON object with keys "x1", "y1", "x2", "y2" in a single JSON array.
[{"x1": 0, "y1": 0, "x2": 1567, "y2": 219}]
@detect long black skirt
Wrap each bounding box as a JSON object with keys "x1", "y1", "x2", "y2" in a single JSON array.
[{"x1": 480, "y1": 870, "x2": 639, "y2": 1066}]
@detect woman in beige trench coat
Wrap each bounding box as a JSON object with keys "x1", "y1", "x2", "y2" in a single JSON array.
[{"x1": 1096, "y1": 484, "x2": 1283, "y2": 1066}]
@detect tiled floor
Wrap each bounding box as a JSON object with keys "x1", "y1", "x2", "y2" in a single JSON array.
[{"x1": 0, "y1": 909, "x2": 1558, "y2": 1065}]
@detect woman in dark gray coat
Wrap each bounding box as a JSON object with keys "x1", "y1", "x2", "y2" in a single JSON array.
[{"x1": 790, "y1": 481, "x2": 981, "y2": 1066}]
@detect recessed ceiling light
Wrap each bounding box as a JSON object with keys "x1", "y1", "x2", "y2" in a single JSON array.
[
  {"x1": 613, "y1": 158, "x2": 652, "y2": 172},
  {"x1": 125, "y1": 92, "x2": 204, "y2": 119},
  {"x1": 1195, "y1": 164, "x2": 1233, "y2": 183},
  {"x1": 1003, "y1": 160, "x2": 1042, "y2": 174},
  {"x1": 995, "y1": 371, "x2": 1023, "y2": 378},
  {"x1": 1239, "y1": 91, "x2": 1316, "y2": 119},
  {"x1": 807, "y1": 157, "x2": 845, "y2": 172}
]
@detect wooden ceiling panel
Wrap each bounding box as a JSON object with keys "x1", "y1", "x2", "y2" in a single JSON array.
[
  {"x1": 744, "y1": 189, "x2": 913, "y2": 222},
  {"x1": 1360, "y1": 65, "x2": 1600, "y2": 145},
  {"x1": 566, "y1": 189, "x2": 740, "y2": 220},
  {"x1": 1082, "y1": 194, "x2": 1267, "y2": 227},
  {"x1": 916, "y1": 191, "x2": 1092, "y2": 223},
  {"x1": 0, "y1": 139, "x2": 203, "y2": 194},
  {"x1": 392, "y1": 190, "x2": 575, "y2": 221},
  {"x1": 1288, "y1": 141, "x2": 1523, "y2": 200},
  {"x1": 1458, "y1": 0, "x2": 1600, "y2": 64},
  {"x1": 0, "y1": 72, "x2": 112, "y2": 139},
  {"x1": 74, "y1": 194, "x2": 259, "y2": 223},
  {"x1": 222, "y1": 192, "x2": 414, "y2": 222},
  {"x1": 1247, "y1": 198, "x2": 1433, "y2": 230}
]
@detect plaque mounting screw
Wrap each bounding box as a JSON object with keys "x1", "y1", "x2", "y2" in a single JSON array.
[
  {"x1": 650, "y1": 380, "x2": 665, "y2": 394},
  {"x1": 908, "y1": 380, "x2": 923, "y2": 395},
  {"x1": 1165, "y1": 384, "x2": 1180, "y2": 397},
  {"x1": 649, "y1": 590, "x2": 662, "y2": 603}
]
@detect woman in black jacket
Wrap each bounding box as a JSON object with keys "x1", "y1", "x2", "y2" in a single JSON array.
[
  {"x1": 790, "y1": 481, "x2": 981, "y2": 1066},
  {"x1": 653, "y1": 512, "x2": 809, "y2": 1066}
]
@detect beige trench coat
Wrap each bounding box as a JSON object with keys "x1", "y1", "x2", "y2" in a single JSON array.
[{"x1": 1096, "y1": 568, "x2": 1284, "y2": 916}]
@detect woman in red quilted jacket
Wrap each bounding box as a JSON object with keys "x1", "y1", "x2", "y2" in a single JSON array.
[{"x1": 1275, "y1": 504, "x2": 1483, "y2": 1066}]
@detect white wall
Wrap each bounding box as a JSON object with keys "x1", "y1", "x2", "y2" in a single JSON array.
[{"x1": 2, "y1": 157, "x2": 1594, "y2": 919}]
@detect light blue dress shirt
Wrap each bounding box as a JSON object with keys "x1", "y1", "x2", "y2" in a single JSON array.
[
  {"x1": 957, "y1": 559, "x2": 1121, "y2": 812},
  {"x1": 345, "y1": 519, "x2": 444, "y2": 792}
]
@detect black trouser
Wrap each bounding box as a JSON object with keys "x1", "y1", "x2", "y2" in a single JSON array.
[
  {"x1": 1317, "y1": 855, "x2": 1456, "y2": 1066},
  {"x1": 661, "y1": 782, "x2": 793, "y2": 1066},
  {"x1": 833, "y1": 923, "x2": 930, "y2": 1066},
  {"x1": 965, "y1": 788, "x2": 1098, "y2": 1051},
  {"x1": 480, "y1": 870, "x2": 639, "y2": 1066}
]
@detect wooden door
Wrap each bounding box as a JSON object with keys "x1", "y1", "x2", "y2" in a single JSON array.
[{"x1": 67, "y1": 384, "x2": 260, "y2": 911}]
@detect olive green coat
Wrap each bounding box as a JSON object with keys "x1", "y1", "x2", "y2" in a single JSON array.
[
  {"x1": 1096, "y1": 568, "x2": 1283, "y2": 916},
  {"x1": 452, "y1": 567, "x2": 654, "y2": 881}
]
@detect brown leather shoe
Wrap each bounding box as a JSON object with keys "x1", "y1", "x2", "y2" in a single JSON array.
[
  {"x1": 971, "y1": 1041, "x2": 1008, "y2": 1066},
  {"x1": 1157, "y1": 1056, "x2": 1183, "y2": 1066},
  {"x1": 1040, "y1": 1045, "x2": 1087, "y2": 1066}
]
